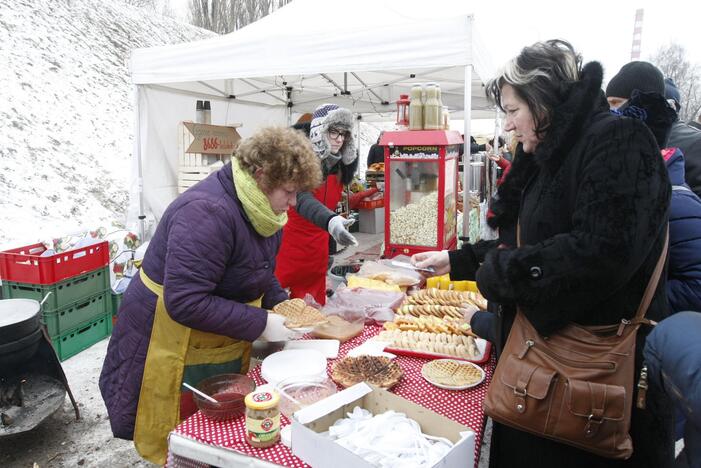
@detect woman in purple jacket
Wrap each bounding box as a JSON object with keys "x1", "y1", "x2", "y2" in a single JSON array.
[{"x1": 99, "y1": 127, "x2": 322, "y2": 464}]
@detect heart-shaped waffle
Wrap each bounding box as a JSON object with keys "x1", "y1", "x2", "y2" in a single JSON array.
[
  {"x1": 421, "y1": 359, "x2": 484, "y2": 389},
  {"x1": 272, "y1": 298, "x2": 328, "y2": 328},
  {"x1": 331, "y1": 355, "x2": 403, "y2": 389}
]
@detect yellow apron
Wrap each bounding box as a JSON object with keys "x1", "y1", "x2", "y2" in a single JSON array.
[{"x1": 133, "y1": 271, "x2": 261, "y2": 464}]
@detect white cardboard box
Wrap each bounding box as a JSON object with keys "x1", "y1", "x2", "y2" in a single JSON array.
[{"x1": 291, "y1": 383, "x2": 475, "y2": 468}]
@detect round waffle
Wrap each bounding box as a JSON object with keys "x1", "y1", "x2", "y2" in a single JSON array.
[
  {"x1": 331, "y1": 355, "x2": 403, "y2": 389},
  {"x1": 421, "y1": 359, "x2": 484, "y2": 390},
  {"x1": 272, "y1": 298, "x2": 328, "y2": 328}
]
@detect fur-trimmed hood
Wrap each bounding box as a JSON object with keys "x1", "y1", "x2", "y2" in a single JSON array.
[
  {"x1": 488, "y1": 61, "x2": 609, "y2": 230},
  {"x1": 309, "y1": 104, "x2": 357, "y2": 166}
]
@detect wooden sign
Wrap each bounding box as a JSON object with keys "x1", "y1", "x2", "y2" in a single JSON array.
[{"x1": 183, "y1": 123, "x2": 241, "y2": 155}]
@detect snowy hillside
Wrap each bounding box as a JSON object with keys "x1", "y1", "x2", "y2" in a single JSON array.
[{"x1": 0, "y1": 0, "x2": 213, "y2": 246}]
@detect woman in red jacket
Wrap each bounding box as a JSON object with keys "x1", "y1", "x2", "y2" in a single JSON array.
[{"x1": 275, "y1": 104, "x2": 359, "y2": 304}]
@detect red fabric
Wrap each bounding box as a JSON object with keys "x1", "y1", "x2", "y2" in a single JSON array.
[
  {"x1": 275, "y1": 174, "x2": 343, "y2": 305},
  {"x1": 486, "y1": 159, "x2": 513, "y2": 222},
  {"x1": 349, "y1": 187, "x2": 379, "y2": 210},
  {"x1": 169, "y1": 324, "x2": 494, "y2": 468},
  {"x1": 661, "y1": 147, "x2": 678, "y2": 162}
]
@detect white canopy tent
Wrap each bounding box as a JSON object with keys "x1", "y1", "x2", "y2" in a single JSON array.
[{"x1": 127, "y1": 0, "x2": 496, "y2": 237}]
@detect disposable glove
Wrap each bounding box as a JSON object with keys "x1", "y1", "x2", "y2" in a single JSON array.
[
  {"x1": 328, "y1": 215, "x2": 358, "y2": 246},
  {"x1": 259, "y1": 313, "x2": 299, "y2": 342},
  {"x1": 411, "y1": 250, "x2": 450, "y2": 276}
]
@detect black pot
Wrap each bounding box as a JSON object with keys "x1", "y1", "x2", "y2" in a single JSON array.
[
  {"x1": 0, "y1": 299, "x2": 41, "y2": 345},
  {"x1": 0, "y1": 328, "x2": 43, "y2": 369}
]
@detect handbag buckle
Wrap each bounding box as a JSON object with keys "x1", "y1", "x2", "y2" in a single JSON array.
[
  {"x1": 584, "y1": 413, "x2": 603, "y2": 438},
  {"x1": 513, "y1": 387, "x2": 528, "y2": 413}
]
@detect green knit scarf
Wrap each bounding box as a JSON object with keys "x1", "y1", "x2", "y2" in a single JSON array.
[{"x1": 231, "y1": 158, "x2": 288, "y2": 237}]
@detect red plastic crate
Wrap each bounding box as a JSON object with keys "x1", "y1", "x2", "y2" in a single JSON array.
[
  {"x1": 0, "y1": 241, "x2": 109, "y2": 285},
  {"x1": 358, "y1": 198, "x2": 384, "y2": 209}
]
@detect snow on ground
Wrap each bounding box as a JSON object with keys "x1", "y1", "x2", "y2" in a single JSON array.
[{"x1": 0, "y1": 0, "x2": 213, "y2": 247}]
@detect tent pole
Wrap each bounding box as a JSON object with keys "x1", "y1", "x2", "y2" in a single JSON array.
[
  {"x1": 134, "y1": 85, "x2": 145, "y2": 241},
  {"x1": 462, "y1": 64, "x2": 473, "y2": 240}
]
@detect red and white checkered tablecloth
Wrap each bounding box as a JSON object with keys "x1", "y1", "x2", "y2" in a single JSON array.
[{"x1": 169, "y1": 324, "x2": 495, "y2": 468}]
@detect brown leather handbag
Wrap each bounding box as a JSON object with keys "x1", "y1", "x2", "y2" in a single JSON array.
[{"x1": 483, "y1": 227, "x2": 668, "y2": 459}]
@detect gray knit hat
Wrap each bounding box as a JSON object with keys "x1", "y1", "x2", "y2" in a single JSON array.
[{"x1": 309, "y1": 103, "x2": 356, "y2": 165}]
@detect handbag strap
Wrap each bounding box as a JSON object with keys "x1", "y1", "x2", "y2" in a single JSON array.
[
  {"x1": 517, "y1": 222, "x2": 669, "y2": 323},
  {"x1": 633, "y1": 225, "x2": 668, "y2": 322}
]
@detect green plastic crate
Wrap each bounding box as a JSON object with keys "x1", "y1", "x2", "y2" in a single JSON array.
[
  {"x1": 43, "y1": 291, "x2": 110, "y2": 338},
  {"x1": 110, "y1": 291, "x2": 122, "y2": 317},
  {"x1": 1, "y1": 267, "x2": 109, "y2": 313},
  {"x1": 51, "y1": 312, "x2": 113, "y2": 361}
]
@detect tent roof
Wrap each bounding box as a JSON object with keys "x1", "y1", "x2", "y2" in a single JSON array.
[{"x1": 130, "y1": 0, "x2": 497, "y2": 118}]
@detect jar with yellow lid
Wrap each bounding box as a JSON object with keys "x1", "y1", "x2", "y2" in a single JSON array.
[{"x1": 244, "y1": 390, "x2": 281, "y2": 448}]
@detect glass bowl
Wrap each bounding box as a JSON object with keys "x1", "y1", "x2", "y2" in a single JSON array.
[
  {"x1": 275, "y1": 375, "x2": 337, "y2": 419},
  {"x1": 193, "y1": 373, "x2": 256, "y2": 421}
]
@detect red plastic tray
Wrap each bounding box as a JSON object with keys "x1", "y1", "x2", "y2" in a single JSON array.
[
  {"x1": 0, "y1": 241, "x2": 109, "y2": 285},
  {"x1": 384, "y1": 339, "x2": 492, "y2": 365}
]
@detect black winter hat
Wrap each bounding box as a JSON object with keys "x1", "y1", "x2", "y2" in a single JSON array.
[{"x1": 605, "y1": 61, "x2": 665, "y2": 99}]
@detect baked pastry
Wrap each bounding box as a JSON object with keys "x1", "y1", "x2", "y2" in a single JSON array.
[
  {"x1": 376, "y1": 330, "x2": 481, "y2": 360},
  {"x1": 422, "y1": 359, "x2": 484, "y2": 387},
  {"x1": 331, "y1": 356, "x2": 403, "y2": 389},
  {"x1": 384, "y1": 315, "x2": 475, "y2": 336},
  {"x1": 405, "y1": 289, "x2": 488, "y2": 310},
  {"x1": 272, "y1": 298, "x2": 328, "y2": 328}
]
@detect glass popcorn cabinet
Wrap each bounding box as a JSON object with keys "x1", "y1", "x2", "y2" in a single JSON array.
[{"x1": 381, "y1": 130, "x2": 462, "y2": 258}]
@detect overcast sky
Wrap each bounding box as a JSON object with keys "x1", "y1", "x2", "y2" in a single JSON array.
[
  {"x1": 168, "y1": 0, "x2": 699, "y2": 86},
  {"x1": 469, "y1": 0, "x2": 700, "y2": 85}
]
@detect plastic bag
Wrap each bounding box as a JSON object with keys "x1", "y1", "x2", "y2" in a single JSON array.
[
  {"x1": 355, "y1": 255, "x2": 422, "y2": 288},
  {"x1": 322, "y1": 285, "x2": 404, "y2": 324}
]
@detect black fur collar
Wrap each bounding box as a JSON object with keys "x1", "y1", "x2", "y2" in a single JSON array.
[{"x1": 488, "y1": 61, "x2": 608, "y2": 230}]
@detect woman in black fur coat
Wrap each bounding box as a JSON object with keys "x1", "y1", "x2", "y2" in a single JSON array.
[{"x1": 413, "y1": 40, "x2": 674, "y2": 467}]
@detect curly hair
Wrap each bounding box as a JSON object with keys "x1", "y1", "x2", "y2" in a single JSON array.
[
  {"x1": 486, "y1": 39, "x2": 582, "y2": 140},
  {"x1": 235, "y1": 127, "x2": 322, "y2": 192}
]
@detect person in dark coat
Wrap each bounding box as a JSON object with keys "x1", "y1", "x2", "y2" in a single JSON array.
[
  {"x1": 99, "y1": 127, "x2": 322, "y2": 464},
  {"x1": 644, "y1": 311, "x2": 701, "y2": 468},
  {"x1": 413, "y1": 40, "x2": 673, "y2": 467},
  {"x1": 664, "y1": 78, "x2": 701, "y2": 196},
  {"x1": 606, "y1": 63, "x2": 701, "y2": 313},
  {"x1": 366, "y1": 132, "x2": 385, "y2": 167}
]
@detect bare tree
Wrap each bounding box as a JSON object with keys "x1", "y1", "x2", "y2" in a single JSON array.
[
  {"x1": 122, "y1": 0, "x2": 158, "y2": 8},
  {"x1": 650, "y1": 43, "x2": 701, "y2": 122},
  {"x1": 188, "y1": 0, "x2": 292, "y2": 35}
]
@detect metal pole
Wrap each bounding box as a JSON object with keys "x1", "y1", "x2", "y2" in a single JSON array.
[
  {"x1": 462, "y1": 64, "x2": 473, "y2": 240},
  {"x1": 134, "y1": 85, "x2": 145, "y2": 241}
]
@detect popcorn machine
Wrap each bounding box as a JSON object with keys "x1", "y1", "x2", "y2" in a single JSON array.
[{"x1": 381, "y1": 130, "x2": 462, "y2": 258}]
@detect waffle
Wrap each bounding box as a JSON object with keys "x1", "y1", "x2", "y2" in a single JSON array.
[
  {"x1": 422, "y1": 359, "x2": 484, "y2": 387},
  {"x1": 331, "y1": 356, "x2": 403, "y2": 389},
  {"x1": 272, "y1": 298, "x2": 328, "y2": 328}
]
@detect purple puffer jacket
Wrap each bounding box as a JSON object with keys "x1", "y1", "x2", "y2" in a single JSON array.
[{"x1": 99, "y1": 162, "x2": 287, "y2": 440}]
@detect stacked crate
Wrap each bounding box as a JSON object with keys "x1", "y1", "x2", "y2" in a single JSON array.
[
  {"x1": 0, "y1": 242, "x2": 112, "y2": 361},
  {"x1": 177, "y1": 122, "x2": 232, "y2": 194}
]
